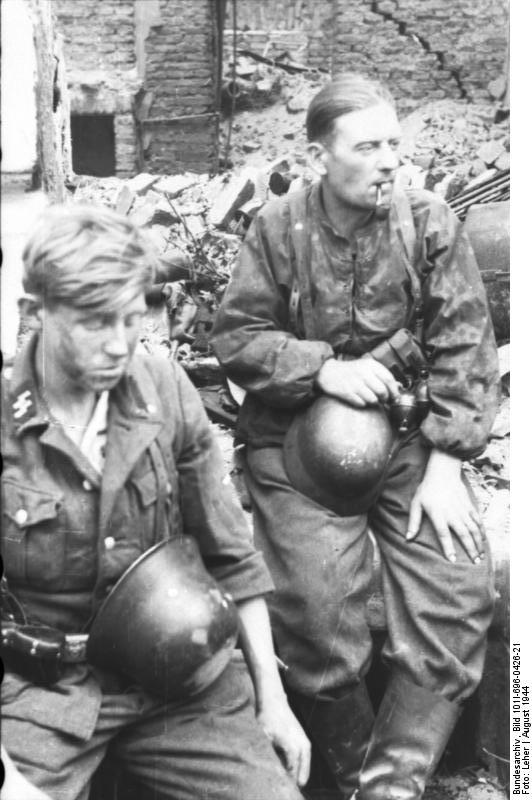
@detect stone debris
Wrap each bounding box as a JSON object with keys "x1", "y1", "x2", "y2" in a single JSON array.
[
  {"x1": 242, "y1": 140, "x2": 261, "y2": 153},
  {"x1": 114, "y1": 183, "x2": 135, "y2": 216},
  {"x1": 207, "y1": 171, "x2": 256, "y2": 229},
  {"x1": 476, "y1": 140, "x2": 506, "y2": 167},
  {"x1": 126, "y1": 172, "x2": 159, "y2": 195},
  {"x1": 152, "y1": 173, "x2": 198, "y2": 199}
]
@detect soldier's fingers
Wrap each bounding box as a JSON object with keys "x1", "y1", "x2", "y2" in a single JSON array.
[
  {"x1": 432, "y1": 517, "x2": 457, "y2": 562},
  {"x1": 369, "y1": 361, "x2": 401, "y2": 400},
  {"x1": 406, "y1": 495, "x2": 422, "y2": 540},
  {"x1": 361, "y1": 374, "x2": 393, "y2": 402},
  {"x1": 348, "y1": 384, "x2": 380, "y2": 405},
  {"x1": 298, "y1": 741, "x2": 312, "y2": 786},
  {"x1": 276, "y1": 741, "x2": 296, "y2": 780},
  {"x1": 467, "y1": 508, "x2": 486, "y2": 556},
  {"x1": 449, "y1": 518, "x2": 481, "y2": 564},
  {"x1": 333, "y1": 390, "x2": 369, "y2": 408}
]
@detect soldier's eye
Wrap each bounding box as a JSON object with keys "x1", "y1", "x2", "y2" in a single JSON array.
[
  {"x1": 82, "y1": 316, "x2": 107, "y2": 331},
  {"x1": 124, "y1": 312, "x2": 145, "y2": 328},
  {"x1": 356, "y1": 142, "x2": 378, "y2": 154}
]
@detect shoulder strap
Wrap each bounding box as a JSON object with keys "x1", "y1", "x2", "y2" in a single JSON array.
[
  {"x1": 287, "y1": 195, "x2": 318, "y2": 340},
  {"x1": 389, "y1": 188, "x2": 425, "y2": 339}
]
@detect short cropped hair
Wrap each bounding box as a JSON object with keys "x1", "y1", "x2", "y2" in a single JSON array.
[
  {"x1": 22, "y1": 204, "x2": 158, "y2": 311},
  {"x1": 306, "y1": 73, "x2": 395, "y2": 144}
]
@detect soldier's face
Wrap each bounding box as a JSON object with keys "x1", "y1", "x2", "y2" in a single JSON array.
[
  {"x1": 37, "y1": 293, "x2": 147, "y2": 395},
  {"x1": 321, "y1": 102, "x2": 401, "y2": 214}
]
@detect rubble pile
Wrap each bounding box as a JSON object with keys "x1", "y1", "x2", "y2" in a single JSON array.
[
  {"x1": 398, "y1": 99, "x2": 510, "y2": 200},
  {"x1": 219, "y1": 56, "x2": 328, "y2": 169},
  {"x1": 220, "y1": 53, "x2": 286, "y2": 116},
  {"x1": 70, "y1": 157, "x2": 311, "y2": 375},
  {"x1": 220, "y1": 59, "x2": 510, "y2": 202}
]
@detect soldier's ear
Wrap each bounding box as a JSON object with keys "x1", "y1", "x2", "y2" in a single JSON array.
[
  {"x1": 306, "y1": 141, "x2": 329, "y2": 177},
  {"x1": 18, "y1": 295, "x2": 43, "y2": 331}
]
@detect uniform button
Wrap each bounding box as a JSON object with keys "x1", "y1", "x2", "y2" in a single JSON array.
[
  {"x1": 166, "y1": 482, "x2": 172, "y2": 495},
  {"x1": 82, "y1": 479, "x2": 92, "y2": 491},
  {"x1": 15, "y1": 508, "x2": 28, "y2": 525},
  {"x1": 146, "y1": 403, "x2": 156, "y2": 414},
  {"x1": 104, "y1": 536, "x2": 116, "y2": 550}
]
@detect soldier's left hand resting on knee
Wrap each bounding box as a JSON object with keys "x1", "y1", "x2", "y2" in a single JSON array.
[{"x1": 406, "y1": 450, "x2": 485, "y2": 564}]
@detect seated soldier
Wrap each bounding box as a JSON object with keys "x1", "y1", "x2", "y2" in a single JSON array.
[
  {"x1": 0, "y1": 204, "x2": 310, "y2": 800},
  {"x1": 211, "y1": 74, "x2": 499, "y2": 800}
]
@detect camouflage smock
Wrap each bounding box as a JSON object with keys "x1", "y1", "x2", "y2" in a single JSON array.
[{"x1": 211, "y1": 182, "x2": 500, "y2": 459}]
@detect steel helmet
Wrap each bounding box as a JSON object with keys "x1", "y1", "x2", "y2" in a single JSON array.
[
  {"x1": 283, "y1": 396, "x2": 395, "y2": 516},
  {"x1": 87, "y1": 536, "x2": 239, "y2": 700}
]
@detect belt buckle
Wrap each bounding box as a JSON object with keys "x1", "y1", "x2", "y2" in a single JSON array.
[{"x1": 62, "y1": 633, "x2": 88, "y2": 663}]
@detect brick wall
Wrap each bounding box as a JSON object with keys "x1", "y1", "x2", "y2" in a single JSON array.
[
  {"x1": 333, "y1": 0, "x2": 509, "y2": 110},
  {"x1": 227, "y1": 0, "x2": 508, "y2": 108},
  {"x1": 55, "y1": 0, "x2": 136, "y2": 72},
  {"x1": 223, "y1": 0, "x2": 333, "y2": 71},
  {"x1": 142, "y1": 0, "x2": 218, "y2": 174},
  {"x1": 55, "y1": 0, "x2": 219, "y2": 177},
  {"x1": 55, "y1": 0, "x2": 139, "y2": 176}
]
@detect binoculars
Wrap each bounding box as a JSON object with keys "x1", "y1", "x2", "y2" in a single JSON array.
[{"x1": 369, "y1": 328, "x2": 431, "y2": 434}]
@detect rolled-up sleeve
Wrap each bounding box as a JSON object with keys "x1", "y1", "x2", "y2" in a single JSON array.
[
  {"x1": 173, "y1": 364, "x2": 274, "y2": 600},
  {"x1": 416, "y1": 197, "x2": 500, "y2": 459},
  {"x1": 211, "y1": 205, "x2": 334, "y2": 408}
]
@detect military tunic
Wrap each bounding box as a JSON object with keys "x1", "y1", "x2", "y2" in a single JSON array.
[{"x1": 1, "y1": 334, "x2": 302, "y2": 800}]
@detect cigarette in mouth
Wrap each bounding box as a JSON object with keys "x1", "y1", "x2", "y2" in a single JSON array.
[{"x1": 376, "y1": 185, "x2": 382, "y2": 206}]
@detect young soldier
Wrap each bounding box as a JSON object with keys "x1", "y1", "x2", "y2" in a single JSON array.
[
  {"x1": 1, "y1": 204, "x2": 310, "y2": 800},
  {"x1": 211, "y1": 74, "x2": 500, "y2": 800}
]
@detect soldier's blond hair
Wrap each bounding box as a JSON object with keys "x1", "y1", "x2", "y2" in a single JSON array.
[{"x1": 22, "y1": 204, "x2": 158, "y2": 311}]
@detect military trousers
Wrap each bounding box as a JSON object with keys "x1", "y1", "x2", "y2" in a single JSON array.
[
  {"x1": 1, "y1": 656, "x2": 303, "y2": 800},
  {"x1": 243, "y1": 429, "x2": 495, "y2": 704}
]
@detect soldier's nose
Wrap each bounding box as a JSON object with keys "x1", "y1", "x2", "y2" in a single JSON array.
[
  {"x1": 378, "y1": 142, "x2": 399, "y2": 171},
  {"x1": 104, "y1": 323, "x2": 129, "y2": 357}
]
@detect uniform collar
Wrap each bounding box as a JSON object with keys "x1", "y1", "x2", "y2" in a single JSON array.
[
  {"x1": 7, "y1": 333, "x2": 51, "y2": 436},
  {"x1": 7, "y1": 334, "x2": 162, "y2": 437},
  {"x1": 309, "y1": 180, "x2": 398, "y2": 245}
]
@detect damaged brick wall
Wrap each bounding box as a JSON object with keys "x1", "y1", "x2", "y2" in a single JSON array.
[
  {"x1": 55, "y1": 0, "x2": 140, "y2": 176},
  {"x1": 54, "y1": 0, "x2": 136, "y2": 71},
  {"x1": 141, "y1": 0, "x2": 219, "y2": 174},
  {"x1": 224, "y1": 0, "x2": 334, "y2": 70},
  {"x1": 229, "y1": 0, "x2": 508, "y2": 107},
  {"x1": 55, "y1": 0, "x2": 219, "y2": 177},
  {"x1": 333, "y1": 0, "x2": 509, "y2": 109}
]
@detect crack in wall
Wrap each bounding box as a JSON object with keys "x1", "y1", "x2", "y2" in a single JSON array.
[{"x1": 369, "y1": 0, "x2": 471, "y2": 101}]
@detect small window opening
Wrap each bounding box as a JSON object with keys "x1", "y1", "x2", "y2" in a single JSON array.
[{"x1": 71, "y1": 114, "x2": 116, "y2": 177}]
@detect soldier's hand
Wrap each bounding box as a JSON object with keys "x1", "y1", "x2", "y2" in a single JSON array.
[
  {"x1": 257, "y1": 696, "x2": 311, "y2": 787},
  {"x1": 316, "y1": 356, "x2": 400, "y2": 407},
  {"x1": 406, "y1": 450, "x2": 485, "y2": 564}
]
